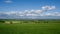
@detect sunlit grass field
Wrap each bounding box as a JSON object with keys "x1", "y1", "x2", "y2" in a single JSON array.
[{"x1": 0, "y1": 23, "x2": 60, "y2": 34}]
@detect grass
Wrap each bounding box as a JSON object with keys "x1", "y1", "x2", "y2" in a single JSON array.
[{"x1": 0, "y1": 23, "x2": 60, "y2": 34}]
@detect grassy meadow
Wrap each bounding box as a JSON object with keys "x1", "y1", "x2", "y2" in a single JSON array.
[{"x1": 0, "y1": 19, "x2": 60, "y2": 34}]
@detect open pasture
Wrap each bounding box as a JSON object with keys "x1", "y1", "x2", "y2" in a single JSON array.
[{"x1": 0, "y1": 19, "x2": 60, "y2": 34}]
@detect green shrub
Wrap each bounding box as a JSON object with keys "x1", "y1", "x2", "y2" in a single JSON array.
[
  {"x1": 0, "y1": 20, "x2": 5, "y2": 23},
  {"x1": 10, "y1": 21, "x2": 13, "y2": 24}
]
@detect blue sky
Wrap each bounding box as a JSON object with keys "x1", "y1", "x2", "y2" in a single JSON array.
[{"x1": 0, "y1": 0, "x2": 60, "y2": 19}]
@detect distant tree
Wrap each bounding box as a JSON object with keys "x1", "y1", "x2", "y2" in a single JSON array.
[
  {"x1": 0, "y1": 20, "x2": 5, "y2": 23},
  {"x1": 24, "y1": 21, "x2": 28, "y2": 23},
  {"x1": 44, "y1": 21, "x2": 48, "y2": 23},
  {"x1": 10, "y1": 21, "x2": 13, "y2": 24}
]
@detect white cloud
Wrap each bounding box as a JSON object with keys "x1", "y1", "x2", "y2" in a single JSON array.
[
  {"x1": 4, "y1": 11, "x2": 17, "y2": 15},
  {"x1": 26, "y1": 14, "x2": 39, "y2": 16},
  {"x1": 0, "y1": 5, "x2": 59, "y2": 18},
  {"x1": 0, "y1": 10, "x2": 42, "y2": 17},
  {"x1": 53, "y1": 12, "x2": 60, "y2": 16},
  {"x1": 42, "y1": 6, "x2": 55, "y2": 10},
  {"x1": 1, "y1": 11, "x2": 60, "y2": 17},
  {"x1": 5, "y1": 0, "x2": 12, "y2": 3},
  {"x1": 34, "y1": 10, "x2": 43, "y2": 14},
  {"x1": 24, "y1": 10, "x2": 43, "y2": 16},
  {"x1": 41, "y1": 12, "x2": 60, "y2": 16}
]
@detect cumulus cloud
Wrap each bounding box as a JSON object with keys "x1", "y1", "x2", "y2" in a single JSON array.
[
  {"x1": 42, "y1": 6, "x2": 55, "y2": 10},
  {"x1": 31, "y1": 10, "x2": 43, "y2": 14},
  {"x1": 24, "y1": 10, "x2": 44, "y2": 16},
  {"x1": 5, "y1": 0, "x2": 12, "y2": 3},
  {"x1": 0, "y1": 5, "x2": 60, "y2": 19},
  {"x1": 52, "y1": 12, "x2": 60, "y2": 16},
  {"x1": 41, "y1": 12, "x2": 60, "y2": 16},
  {"x1": 26, "y1": 14, "x2": 39, "y2": 16}
]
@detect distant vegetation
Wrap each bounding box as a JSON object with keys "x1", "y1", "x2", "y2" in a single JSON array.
[
  {"x1": 0, "y1": 20, "x2": 5, "y2": 23},
  {"x1": 0, "y1": 19, "x2": 60, "y2": 24}
]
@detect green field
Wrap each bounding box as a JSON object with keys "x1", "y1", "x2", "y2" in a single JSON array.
[{"x1": 0, "y1": 19, "x2": 60, "y2": 34}]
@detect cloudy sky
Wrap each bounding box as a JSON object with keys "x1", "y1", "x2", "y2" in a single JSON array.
[{"x1": 0, "y1": 0, "x2": 60, "y2": 19}]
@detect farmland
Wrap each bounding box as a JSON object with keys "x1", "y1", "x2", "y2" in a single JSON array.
[{"x1": 0, "y1": 19, "x2": 60, "y2": 34}]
